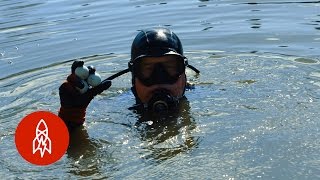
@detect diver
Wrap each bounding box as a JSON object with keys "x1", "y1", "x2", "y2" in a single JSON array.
[{"x1": 58, "y1": 27, "x2": 200, "y2": 129}]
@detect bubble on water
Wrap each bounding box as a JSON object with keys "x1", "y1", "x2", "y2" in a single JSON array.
[{"x1": 146, "y1": 121, "x2": 153, "y2": 125}]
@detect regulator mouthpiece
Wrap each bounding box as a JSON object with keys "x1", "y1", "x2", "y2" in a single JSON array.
[
  {"x1": 152, "y1": 100, "x2": 169, "y2": 112},
  {"x1": 148, "y1": 89, "x2": 178, "y2": 113}
]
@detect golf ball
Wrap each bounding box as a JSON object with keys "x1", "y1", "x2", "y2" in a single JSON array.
[
  {"x1": 87, "y1": 72, "x2": 102, "y2": 87},
  {"x1": 75, "y1": 66, "x2": 89, "y2": 80},
  {"x1": 76, "y1": 80, "x2": 89, "y2": 94}
]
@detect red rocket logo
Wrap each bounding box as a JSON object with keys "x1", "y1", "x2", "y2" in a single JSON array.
[
  {"x1": 32, "y1": 119, "x2": 52, "y2": 158},
  {"x1": 15, "y1": 111, "x2": 69, "y2": 166}
]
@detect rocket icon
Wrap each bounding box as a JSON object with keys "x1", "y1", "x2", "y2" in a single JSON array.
[{"x1": 32, "y1": 119, "x2": 52, "y2": 158}]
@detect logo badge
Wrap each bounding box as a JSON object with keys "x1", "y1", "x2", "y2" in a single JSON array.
[
  {"x1": 32, "y1": 119, "x2": 52, "y2": 158},
  {"x1": 15, "y1": 111, "x2": 69, "y2": 166}
]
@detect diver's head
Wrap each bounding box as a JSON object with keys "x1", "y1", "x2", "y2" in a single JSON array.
[{"x1": 128, "y1": 28, "x2": 188, "y2": 111}]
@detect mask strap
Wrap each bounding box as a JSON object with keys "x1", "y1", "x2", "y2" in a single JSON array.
[
  {"x1": 101, "y1": 64, "x2": 200, "y2": 84},
  {"x1": 187, "y1": 64, "x2": 200, "y2": 74},
  {"x1": 101, "y1": 68, "x2": 130, "y2": 83}
]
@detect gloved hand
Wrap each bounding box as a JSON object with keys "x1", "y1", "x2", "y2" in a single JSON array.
[{"x1": 58, "y1": 60, "x2": 111, "y2": 128}]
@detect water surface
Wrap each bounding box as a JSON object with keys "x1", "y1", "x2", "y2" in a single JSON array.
[{"x1": 0, "y1": 0, "x2": 320, "y2": 179}]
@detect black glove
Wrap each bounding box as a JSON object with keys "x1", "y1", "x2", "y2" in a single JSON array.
[
  {"x1": 58, "y1": 61, "x2": 111, "y2": 127},
  {"x1": 59, "y1": 74, "x2": 111, "y2": 108}
]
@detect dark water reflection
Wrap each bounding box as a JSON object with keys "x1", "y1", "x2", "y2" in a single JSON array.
[
  {"x1": 134, "y1": 98, "x2": 199, "y2": 162},
  {"x1": 65, "y1": 98, "x2": 199, "y2": 177},
  {"x1": 248, "y1": 18, "x2": 261, "y2": 29},
  {"x1": 67, "y1": 127, "x2": 114, "y2": 178}
]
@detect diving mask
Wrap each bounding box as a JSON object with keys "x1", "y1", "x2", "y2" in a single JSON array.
[{"x1": 132, "y1": 56, "x2": 186, "y2": 87}]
